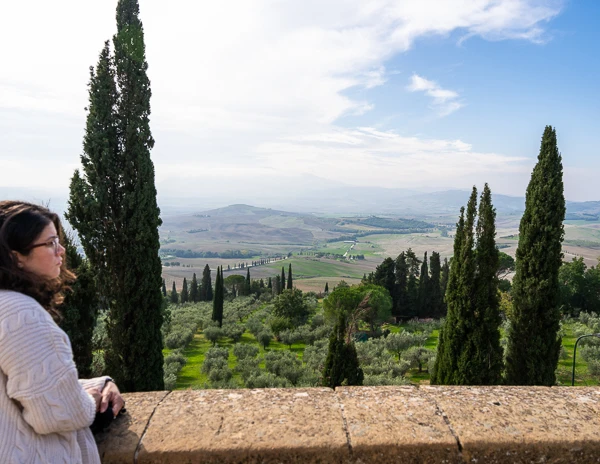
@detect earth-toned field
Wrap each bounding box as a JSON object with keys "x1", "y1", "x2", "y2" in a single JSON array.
[{"x1": 161, "y1": 204, "x2": 600, "y2": 291}]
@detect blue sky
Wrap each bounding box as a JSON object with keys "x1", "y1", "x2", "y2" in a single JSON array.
[{"x1": 1, "y1": 0, "x2": 598, "y2": 205}]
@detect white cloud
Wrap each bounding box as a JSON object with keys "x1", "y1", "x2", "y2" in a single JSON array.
[
  {"x1": 0, "y1": 0, "x2": 567, "y2": 199},
  {"x1": 253, "y1": 127, "x2": 530, "y2": 189},
  {"x1": 407, "y1": 74, "x2": 464, "y2": 116}
]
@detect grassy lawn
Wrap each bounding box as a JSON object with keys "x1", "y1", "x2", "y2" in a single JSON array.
[{"x1": 556, "y1": 323, "x2": 599, "y2": 386}]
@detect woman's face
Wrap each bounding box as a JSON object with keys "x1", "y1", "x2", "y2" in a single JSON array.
[{"x1": 15, "y1": 222, "x2": 65, "y2": 280}]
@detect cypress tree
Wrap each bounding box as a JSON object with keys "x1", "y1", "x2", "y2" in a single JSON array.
[
  {"x1": 171, "y1": 282, "x2": 179, "y2": 304},
  {"x1": 428, "y1": 251, "x2": 443, "y2": 319},
  {"x1": 324, "y1": 282, "x2": 329, "y2": 294},
  {"x1": 212, "y1": 266, "x2": 224, "y2": 327},
  {"x1": 245, "y1": 267, "x2": 251, "y2": 296},
  {"x1": 440, "y1": 258, "x2": 450, "y2": 315},
  {"x1": 322, "y1": 312, "x2": 363, "y2": 388},
  {"x1": 59, "y1": 234, "x2": 98, "y2": 377},
  {"x1": 417, "y1": 252, "x2": 430, "y2": 317},
  {"x1": 287, "y1": 263, "x2": 293, "y2": 289},
  {"x1": 281, "y1": 267, "x2": 286, "y2": 293},
  {"x1": 394, "y1": 252, "x2": 408, "y2": 317},
  {"x1": 268, "y1": 276, "x2": 272, "y2": 289},
  {"x1": 469, "y1": 183, "x2": 503, "y2": 384},
  {"x1": 374, "y1": 257, "x2": 396, "y2": 307},
  {"x1": 67, "y1": 0, "x2": 164, "y2": 392},
  {"x1": 273, "y1": 275, "x2": 280, "y2": 296},
  {"x1": 405, "y1": 249, "x2": 421, "y2": 317},
  {"x1": 190, "y1": 273, "x2": 199, "y2": 302},
  {"x1": 201, "y1": 264, "x2": 212, "y2": 301},
  {"x1": 433, "y1": 188, "x2": 478, "y2": 384},
  {"x1": 181, "y1": 277, "x2": 189, "y2": 303},
  {"x1": 505, "y1": 126, "x2": 565, "y2": 386},
  {"x1": 162, "y1": 279, "x2": 167, "y2": 297}
]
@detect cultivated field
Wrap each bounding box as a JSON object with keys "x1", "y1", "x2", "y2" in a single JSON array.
[{"x1": 160, "y1": 205, "x2": 600, "y2": 290}]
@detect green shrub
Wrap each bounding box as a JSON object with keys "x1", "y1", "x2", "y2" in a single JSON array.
[
  {"x1": 165, "y1": 326, "x2": 195, "y2": 349},
  {"x1": 236, "y1": 357, "x2": 261, "y2": 382},
  {"x1": 203, "y1": 326, "x2": 222, "y2": 346},
  {"x1": 223, "y1": 324, "x2": 245, "y2": 343},
  {"x1": 245, "y1": 372, "x2": 291, "y2": 388},
  {"x1": 385, "y1": 330, "x2": 427, "y2": 360},
  {"x1": 363, "y1": 374, "x2": 410, "y2": 386},
  {"x1": 201, "y1": 347, "x2": 230, "y2": 373},
  {"x1": 265, "y1": 351, "x2": 303, "y2": 386},
  {"x1": 164, "y1": 373, "x2": 177, "y2": 390},
  {"x1": 279, "y1": 329, "x2": 299, "y2": 348},
  {"x1": 233, "y1": 343, "x2": 260, "y2": 360},
  {"x1": 164, "y1": 351, "x2": 187, "y2": 366},
  {"x1": 303, "y1": 339, "x2": 328, "y2": 372},
  {"x1": 401, "y1": 346, "x2": 435, "y2": 372},
  {"x1": 258, "y1": 329, "x2": 273, "y2": 349}
]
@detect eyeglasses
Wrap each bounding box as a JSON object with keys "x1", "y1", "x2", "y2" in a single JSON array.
[{"x1": 28, "y1": 236, "x2": 61, "y2": 255}]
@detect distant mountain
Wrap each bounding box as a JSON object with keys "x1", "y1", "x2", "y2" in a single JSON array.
[
  {"x1": 196, "y1": 204, "x2": 304, "y2": 218},
  {"x1": 1, "y1": 184, "x2": 597, "y2": 221},
  {"x1": 564, "y1": 201, "x2": 600, "y2": 221}
]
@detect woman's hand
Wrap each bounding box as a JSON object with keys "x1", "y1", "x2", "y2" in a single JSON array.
[
  {"x1": 86, "y1": 387, "x2": 102, "y2": 412},
  {"x1": 100, "y1": 381, "x2": 125, "y2": 418}
]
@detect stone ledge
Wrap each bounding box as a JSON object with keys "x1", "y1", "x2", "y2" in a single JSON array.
[{"x1": 96, "y1": 386, "x2": 600, "y2": 463}]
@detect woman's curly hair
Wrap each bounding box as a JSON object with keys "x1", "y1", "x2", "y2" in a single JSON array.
[{"x1": 0, "y1": 201, "x2": 75, "y2": 319}]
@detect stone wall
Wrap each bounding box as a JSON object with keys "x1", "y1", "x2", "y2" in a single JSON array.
[{"x1": 96, "y1": 386, "x2": 600, "y2": 463}]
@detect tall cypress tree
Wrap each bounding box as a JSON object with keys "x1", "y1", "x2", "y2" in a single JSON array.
[
  {"x1": 324, "y1": 282, "x2": 329, "y2": 294},
  {"x1": 505, "y1": 126, "x2": 565, "y2": 386},
  {"x1": 374, "y1": 257, "x2": 396, "y2": 307},
  {"x1": 181, "y1": 277, "x2": 189, "y2": 303},
  {"x1": 394, "y1": 252, "x2": 408, "y2": 317},
  {"x1": 322, "y1": 312, "x2": 363, "y2": 388},
  {"x1": 170, "y1": 281, "x2": 179, "y2": 304},
  {"x1": 162, "y1": 279, "x2": 167, "y2": 297},
  {"x1": 60, "y1": 234, "x2": 98, "y2": 377},
  {"x1": 417, "y1": 252, "x2": 430, "y2": 317},
  {"x1": 201, "y1": 264, "x2": 213, "y2": 301},
  {"x1": 287, "y1": 263, "x2": 293, "y2": 289},
  {"x1": 469, "y1": 183, "x2": 503, "y2": 384},
  {"x1": 281, "y1": 267, "x2": 286, "y2": 293},
  {"x1": 190, "y1": 273, "x2": 199, "y2": 302},
  {"x1": 405, "y1": 249, "x2": 421, "y2": 317},
  {"x1": 268, "y1": 277, "x2": 272, "y2": 289},
  {"x1": 440, "y1": 258, "x2": 450, "y2": 315},
  {"x1": 245, "y1": 267, "x2": 251, "y2": 296},
  {"x1": 67, "y1": 0, "x2": 164, "y2": 392},
  {"x1": 428, "y1": 251, "x2": 443, "y2": 319},
  {"x1": 433, "y1": 188, "x2": 478, "y2": 384},
  {"x1": 212, "y1": 266, "x2": 224, "y2": 327}
]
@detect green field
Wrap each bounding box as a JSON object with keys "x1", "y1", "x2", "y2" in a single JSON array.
[
  {"x1": 171, "y1": 320, "x2": 597, "y2": 389},
  {"x1": 172, "y1": 331, "x2": 308, "y2": 389},
  {"x1": 556, "y1": 324, "x2": 599, "y2": 386}
]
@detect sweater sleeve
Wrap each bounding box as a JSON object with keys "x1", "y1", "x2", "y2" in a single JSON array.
[
  {"x1": 79, "y1": 376, "x2": 112, "y2": 392},
  {"x1": 0, "y1": 295, "x2": 97, "y2": 435}
]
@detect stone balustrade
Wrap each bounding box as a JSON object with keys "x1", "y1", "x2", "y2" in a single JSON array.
[{"x1": 96, "y1": 386, "x2": 600, "y2": 463}]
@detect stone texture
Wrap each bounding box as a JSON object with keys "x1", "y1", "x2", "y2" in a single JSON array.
[
  {"x1": 423, "y1": 386, "x2": 600, "y2": 463},
  {"x1": 97, "y1": 387, "x2": 600, "y2": 464},
  {"x1": 337, "y1": 386, "x2": 462, "y2": 463},
  {"x1": 137, "y1": 388, "x2": 349, "y2": 463},
  {"x1": 96, "y1": 391, "x2": 170, "y2": 464}
]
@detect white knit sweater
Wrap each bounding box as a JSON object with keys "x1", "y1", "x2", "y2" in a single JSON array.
[{"x1": 0, "y1": 290, "x2": 110, "y2": 464}]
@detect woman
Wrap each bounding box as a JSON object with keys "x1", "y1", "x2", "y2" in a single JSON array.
[{"x1": 0, "y1": 200, "x2": 124, "y2": 464}]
